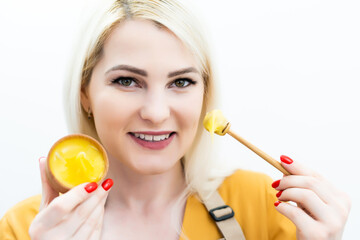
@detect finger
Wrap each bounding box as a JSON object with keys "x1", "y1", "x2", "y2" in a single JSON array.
[
  {"x1": 275, "y1": 201, "x2": 317, "y2": 231},
  {"x1": 55, "y1": 185, "x2": 110, "y2": 237},
  {"x1": 87, "y1": 179, "x2": 113, "y2": 240},
  {"x1": 274, "y1": 175, "x2": 335, "y2": 205},
  {"x1": 90, "y1": 206, "x2": 105, "y2": 240},
  {"x1": 38, "y1": 181, "x2": 99, "y2": 228},
  {"x1": 88, "y1": 201, "x2": 105, "y2": 240},
  {"x1": 332, "y1": 189, "x2": 352, "y2": 219},
  {"x1": 39, "y1": 156, "x2": 59, "y2": 210},
  {"x1": 88, "y1": 217, "x2": 104, "y2": 240},
  {"x1": 279, "y1": 156, "x2": 350, "y2": 209},
  {"x1": 277, "y1": 188, "x2": 329, "y2": 221},
  {"x1": 280, "y1": 155, "x2": 322, "y2": 177},
  {"x1": 72, "y1": 192, "x2": 108, "y2": 239}
]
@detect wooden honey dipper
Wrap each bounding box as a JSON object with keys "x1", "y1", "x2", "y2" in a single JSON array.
[{"x1": 203, "y1": 109, "x2": 290, "y2": 175}]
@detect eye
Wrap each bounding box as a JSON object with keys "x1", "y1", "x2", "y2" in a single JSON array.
[
  {"x1": 171, "y1": 78, "x2": 196, "y2": 88},
  {"x1": 111, "y1": 77, "x2": 137, "y2": 87}
]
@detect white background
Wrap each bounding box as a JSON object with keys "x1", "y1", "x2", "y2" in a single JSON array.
[{"x1": 0, "y1": 0, "x2": 359, "y2": 238}]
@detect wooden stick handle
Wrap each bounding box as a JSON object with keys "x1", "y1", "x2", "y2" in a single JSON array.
[{"x1": 227, "y1": 130, "x2": 290, "y2": 175}]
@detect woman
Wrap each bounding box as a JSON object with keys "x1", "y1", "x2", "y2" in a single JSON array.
[{"x1": 0, "y1": 0, "x2": 351, "y2": 239}]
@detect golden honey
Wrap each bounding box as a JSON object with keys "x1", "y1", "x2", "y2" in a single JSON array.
[
  {"x1": 203, "y1": 109, "x2": 229, "y2": 141},
  {"x1": 46, "y1": 134, "x2": 108, "y2": 193}
]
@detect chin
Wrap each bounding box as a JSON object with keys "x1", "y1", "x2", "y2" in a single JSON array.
[{"x1": 130, "y1": 155, "x2": 181, "y2": 176}]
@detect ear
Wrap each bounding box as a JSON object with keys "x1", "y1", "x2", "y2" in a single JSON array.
[{"x1": 80, "y1": 87, "x2": 91, "y2": 113}]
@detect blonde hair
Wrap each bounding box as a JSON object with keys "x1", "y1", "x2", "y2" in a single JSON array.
[{"x1": 64, "y1": 0, "x2": 234, "y2": 201}]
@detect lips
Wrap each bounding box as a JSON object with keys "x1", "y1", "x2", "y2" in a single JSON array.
[{"x1": 128, "y1": 131, "x2": 176, "y2": 150}]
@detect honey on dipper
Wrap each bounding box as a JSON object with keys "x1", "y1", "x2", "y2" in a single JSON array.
[
  {"x1": 203, "y1": 109, "x2": 291, "y2": 175},
  {"x1": 203, "y1": 109, "x2": 229, "y2": 141}
]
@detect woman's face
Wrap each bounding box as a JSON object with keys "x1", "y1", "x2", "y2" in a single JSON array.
[{"x1": 81, "y1": 20, "x2": 204, "y2": 175}]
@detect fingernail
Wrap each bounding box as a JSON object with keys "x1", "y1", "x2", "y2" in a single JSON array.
[
  {"x1": 280, "y1": 155, "x2": 293, "y2": 164},
  {"x1": 38, "y1": 156, "x2": 46, "y2": 162},
  {"x1": 276, "y1": 190, "x2": 283, "y2": 198},
  {"x1": 102, "y1": 179, "x2": 113, "y2": 191},
  {"x1": 274, "y1": 201, "x2": 281, "y2": 207},
  {"x1": 85, "y1": 182, "x2": 98, "y2": 193},
  {"x1": 272, "y1": 179, "x2": 281, "y2": 188}
]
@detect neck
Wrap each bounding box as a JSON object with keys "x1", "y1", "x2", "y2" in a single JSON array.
[{"x1": 105, "y1": 156, "x2": 187, "y2": 211}]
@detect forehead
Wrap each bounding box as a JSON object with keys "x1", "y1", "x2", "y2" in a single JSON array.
[{"x1": 100, "y1": 19, "x2": 200, "y2": 74}]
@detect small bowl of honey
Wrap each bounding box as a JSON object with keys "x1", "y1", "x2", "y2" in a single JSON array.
[{"x1": 45, "y1": 134, "x2": 108, "y2": 193}]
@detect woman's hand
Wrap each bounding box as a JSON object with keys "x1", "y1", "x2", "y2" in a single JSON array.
[
  {"x1": 29, "y1": 157, "x2": 113, "y2": 240},
  {"x1": 273, "y1": 155, "x2": 351, "y2": 240}
]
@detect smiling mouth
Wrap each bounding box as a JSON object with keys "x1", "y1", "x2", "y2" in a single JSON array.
[{"x1": 129, "y1": 132, "x2": 176, "y2": 142}]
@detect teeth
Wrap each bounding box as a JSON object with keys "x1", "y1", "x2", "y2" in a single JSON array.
[
  {"x1": 153, "y1": 135, "x2": 161, "y2": 141},
  {"x1": 132, "y1": 133, "x2": 172, "y2": 142}
]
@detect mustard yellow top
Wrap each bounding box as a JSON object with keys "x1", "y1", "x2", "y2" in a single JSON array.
[{"x1": 0, "y1": 170, "x2": 296, "y2": 240}]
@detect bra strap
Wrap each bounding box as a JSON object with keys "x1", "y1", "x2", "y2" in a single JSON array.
[{"x1": 202, "y1": 191, "x2": 246, "y2": 240}]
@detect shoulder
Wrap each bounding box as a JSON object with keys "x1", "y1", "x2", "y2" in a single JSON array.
[
  {"x1": 0, "y1": 195, "x2": 41, "y2": 240},
  {"x1": 217, "y1": 169, "x2": 275, "y2": 212},
  {"x1": 218, "y1": 169, "x2": 274, "y2": 200},
  {"x1": 221, "y1": 169, "x2": 273, "y2": 187},
  {"x1": 3, "y1": 194, "x2": 41, "y2": 219}
]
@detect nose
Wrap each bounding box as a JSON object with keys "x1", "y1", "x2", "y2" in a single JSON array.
[{"x1": 140, "y1": 91, "x2": 170, "y2": 125}]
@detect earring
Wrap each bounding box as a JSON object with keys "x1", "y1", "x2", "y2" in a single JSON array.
[{"x1": 88, "y1": 107, "x2": 92, "y2": 120}]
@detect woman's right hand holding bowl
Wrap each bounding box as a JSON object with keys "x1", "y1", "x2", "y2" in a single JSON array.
[{"x1": 29, "y1": 157, "x2": 113, "y2": 240}]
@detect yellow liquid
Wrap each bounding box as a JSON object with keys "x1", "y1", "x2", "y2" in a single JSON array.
[
  {"x1": 48, "y1": 137, "x2": 106, "y2": 188},
  {"x1": 203, "y1": 109, "x2": 228, "y2": 141}
]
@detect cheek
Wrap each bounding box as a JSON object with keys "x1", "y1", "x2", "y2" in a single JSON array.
[
  {"x1": 174, "y1": 89, "x2": 204, "y2": 135},
  {"x1": 91, "y1": 90, "x2": 139, "y2": 134}
]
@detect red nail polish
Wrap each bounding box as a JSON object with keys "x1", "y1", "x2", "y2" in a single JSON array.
[
  {"x1": 85, "y1": 182, "x2": 98, "y2": 193},
  {"x1": 102, "y1": 179, "x2": 113, "y2": 191},
  {"x1": 276, "y1": 190, "x2": 283, "y2": 198},
  {"x1": 280, "y1": 155, "x2": 293, "y2": 164},
  {"x1": 272, "y1": 179, "x2": 281, "y2": 188},
  {"x1": 274, "y1": 201, "x2": 281, "y2": 207}
]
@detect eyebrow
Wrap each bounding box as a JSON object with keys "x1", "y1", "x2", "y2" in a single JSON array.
[
  {"x1": 105, "y1": 64, "x2": 199, "y2": 78},
  {"x1": 105, "y1": 64, "x2": 147, "y2": 76},
  {"x1": 167, "y1": 67, "x2": 199, "y2": 78}
]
